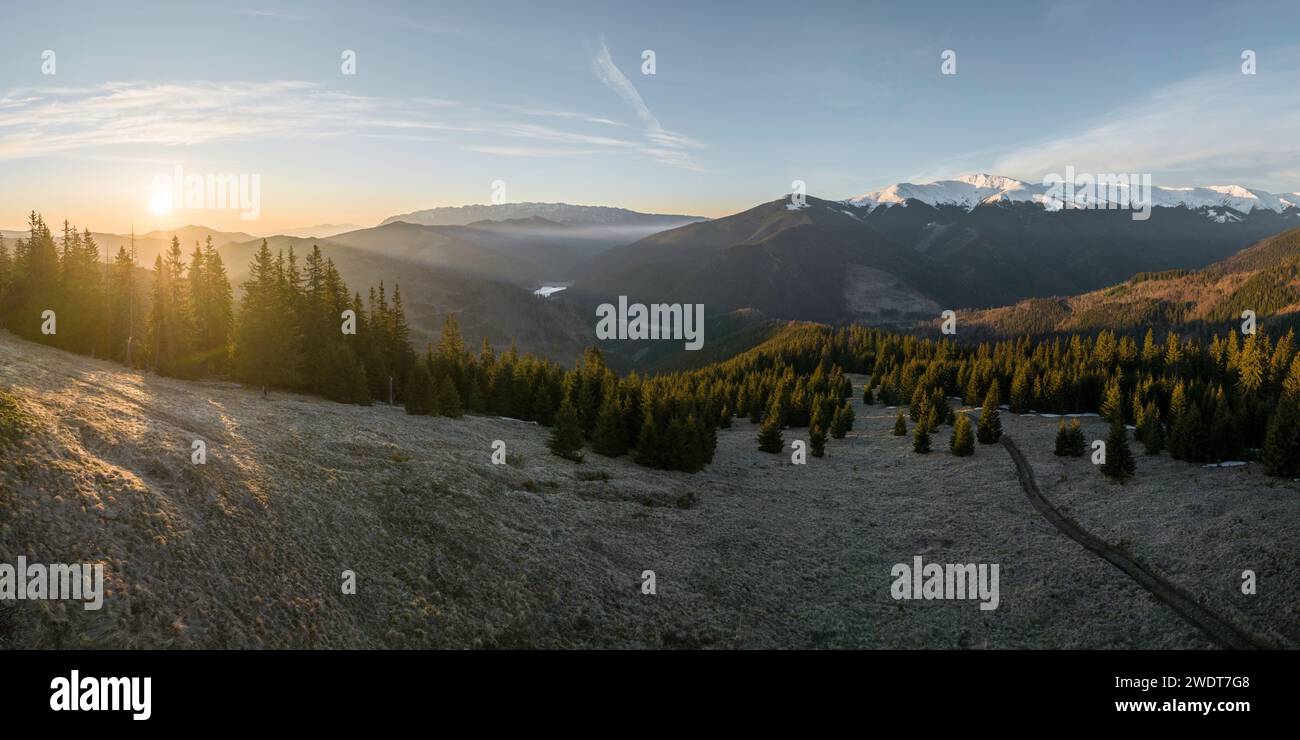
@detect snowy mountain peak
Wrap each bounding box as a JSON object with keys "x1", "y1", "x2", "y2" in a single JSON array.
[
  {"x1": 846, "y1": 174, "x2": 1300, "y2": 216},
  {"x1": 952, "y1": 173, "x2": 1027, "y2": 190}
]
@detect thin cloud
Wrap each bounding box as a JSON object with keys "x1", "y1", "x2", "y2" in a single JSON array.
[
  {"x1": 592, "y1": 35, "x2": 704, "y2": 171},
  {"x1": 0, "y1": 82, "x2": 589, "y2": 160},
  {"x1": 0, "y1": 77, "x2": 705, "y2": 173},
  {"x1": 231, "y1": 9, "x2": 306, "y2": 21},
  {"x1": 463, "y1": 145, "x2": 607, "y2": 157},
  {"x1": 990, "y1": 62, "x2": 1300, "y2": 190},
  {"x1": 495, "y1": 104, "x2": 625, "y2": 127}
]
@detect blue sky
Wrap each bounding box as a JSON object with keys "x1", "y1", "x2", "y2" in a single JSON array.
[{"x1": 3, "y1": 0, "x2": 1300, "y2": 233}]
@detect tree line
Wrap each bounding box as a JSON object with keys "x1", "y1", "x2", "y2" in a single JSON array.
[{"x1": 3, "y1": 212, "x2": 1298, "y2": 478}]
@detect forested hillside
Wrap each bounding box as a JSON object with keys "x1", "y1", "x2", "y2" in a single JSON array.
[{"x1": 4, "y1": 211, "x2": 1300, "y2": 481}]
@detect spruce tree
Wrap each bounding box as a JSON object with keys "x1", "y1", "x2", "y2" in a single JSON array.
[
  {"x1": 634, "y1": 410, "x2": 662, "y2": 467},
  {"x1": 1262, "y1": 357, "x2": 1300, "y2": 477},
  {"x1": 1100, "y1": 418, "x2": 1136, "y2": 481},
  {"x1": 548, "y1": 398, "x2": 585, "y2": 462},
  {"x1": 1100, "y1": 376, "x2": 1124, "y2": 424},
  {"x1": 912, "y1": 418, "x2": 931, "y2": 454},
  {"x1": 1169, "y1": 401, "x2": 1209, "y2": 462},
  {"x1": 1054, "y1": 419, "x2": 1085, "y2": 457},
  {"x1": 950, "y1": 412, "x2": 974, "y2": 456},
  {"x1": 1010, "y1": 364, "x2": 1032, "y2": 413},
  {"x1": 757, "y1": 393, "x2": 784, "y2": 453},
  {"x1": 1138, "y1": 403, "x2": 1165, "y2": 455},
  {"x1": 977, "y1": 386, "x2": 1002, "y2": 444},
  {"x1": 592, "y1": 393, "x2": 628, "y2": 457},
  {"x1": 1054, "y1": 420, "x2": 1071, "y2": 456},
  {"x1": 892, "y1": 411, "x2": 907, "y2": 436},
  {"x1": 829, "y1": 405, "x2": 849, "y2": 439},
  {"x1": 235, "y1": 240, "x2": 297, "y2": 394},
  {"x1": 403, "y1": 363, "x2": 435, "y2": 415},
  {"x1": 435, "y1": 373, "x2": 464, "y2": 418},
  {"x1": 809, "y1": 425, "x2": 827, "y2": 458}
]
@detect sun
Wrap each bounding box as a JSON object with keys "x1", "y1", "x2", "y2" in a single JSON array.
[{"x1": 148, "y1": 189, "x2": 172, "y2": 216}]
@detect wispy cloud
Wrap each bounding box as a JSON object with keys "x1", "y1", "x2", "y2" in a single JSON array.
[
  {"x1": 231, "y1": 8, "x2": 306, "y2": 21},
  {"x1": 0, "y1": 72, "x2": 707, "y2": 172},
  {"x1": 494, "y1": 104, "x2": 624, "y2": 127},
  {"x1": 0, "y1": 81, "x2": 379, "y2": 158},
  {"x1": 0, "y1": 81, "x2": 625, "y2": 163},
  {"x1": 990, "y1": 61, "x2": 1300, "y2": 190},
  {"x1": 463, "y1": 145, "x2": 607, "y2": 157},
  {"x1": 592, "y1": 35, "x2": 704, "y2": 171}
]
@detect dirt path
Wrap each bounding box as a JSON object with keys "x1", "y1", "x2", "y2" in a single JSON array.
[{"x1": 1000, "y1": 435, "x2": 1277, "y2": 650}]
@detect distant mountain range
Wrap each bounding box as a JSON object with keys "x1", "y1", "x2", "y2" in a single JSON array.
[
  {"x1": 9, "y1": 182, "x2": 1300, "y2": 369},
  {"x1": 277, "y1": 223, "x2": 366, "y2": 239},
  {"x1": 381, "y1": 202, "x2": 706, "y2": 228},
  {"x1": 569, "y1": 176, "x2": 1300, "y2": 327},
  {"x1": 848, "y1": 173, "x2": 1300, "y2": 217}
]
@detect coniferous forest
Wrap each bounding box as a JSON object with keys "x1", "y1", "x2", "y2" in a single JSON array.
[{"x1": 3, "y1": 211, "x2": 1299, "y2": 479}]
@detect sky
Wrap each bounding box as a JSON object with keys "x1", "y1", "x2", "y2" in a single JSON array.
[{"x1": 2, "y1": 0, "x2": 1300, "y2": 234}]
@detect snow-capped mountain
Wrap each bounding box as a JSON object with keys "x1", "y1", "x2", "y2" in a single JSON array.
[{"x1": 847, "y1": 173, "x2": 1300, "y2": 215}]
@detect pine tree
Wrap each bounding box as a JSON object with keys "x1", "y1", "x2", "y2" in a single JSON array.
[
  {"x1": 1054, "y1": 419, "x2": 1085, "y2": 457},
  {"x1": 950, "y1": 412, "x2": 974, "y2": 456},
  {"x1": 909, "y1": 385, "x2": 926, "y2": 424},
  {"x1": 198, "y1": 236, "x2": 234, "y2": 373},
  {"x1": 862, "y1": 385, "x2": 874, "y2": 405},
  {"x1": 809, "y1": 425, "x2": 827, "y2": 458},
  {"x1": 434, "y1": 372, "x2": 464, "y2": 418},
  {"x1": 1054, "y1": 420, "x2": 1071, "y2": 456},
  {"x1": 404, "y1": 363, "x2": 435, "y2": 415},
  {"x1": 1010, "y1": 363, "x2": 1032, "y2": 413},
  {"x1": 1100, "y1": 376, "x2": 1124, "y2": 424},
  {"x1": 548, "y1": 398, "x2": 585, "y2": 462},
  {"x1": 104, "y1": 245, "x2": 140, "y2": 365},
  {"x1": 977, "y1": 386, "x2": 1002, "y2": 444},
  {"x1": 829, "y1": 405, "x2": 849, "y2": 439},
  {"x1": 592, "y1": 393, "x2": 628, "y2": 457},
  {"x1": 1262, "y1": 357, "x2": 1300, "y2": 477},
  {"x1": 634, "y1": 408, "x2": 662, "y2": 467},
  {"x1": 892, "y1": 411, "x2": 907, "y2": 436},
  {"x1": 234, "y1": 240, "x2": 297, "y2": 393},
  {"x1": 912, "y1": 418, "x2": 931, "y2": 453},
  {"x1": 1100, "y1": 418, "x2": 1136, "y2": 481},
  {"x1": 1169, "y1": 380, "x2": 1188, "y2": 422},
  {"x1": 757, "y1": 393, "x2": 784, "y2": 453},
  {"x1": 1138, "y1": 402, "x2": 1165, "y2": 455},
  {"x1": 1169, "y1": 401, "x2": 1209, "y2": 462}
]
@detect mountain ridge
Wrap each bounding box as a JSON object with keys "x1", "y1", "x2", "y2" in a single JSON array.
[
  {"x1": 953, "y1": 225, "x2": 1300, "y2": 336},
  {"x1": 848, "y1": 173, "x2": 1300, "y2": 215},
  {"x1": 381, "y1": 202, "x2": 707, "y2": 228}
]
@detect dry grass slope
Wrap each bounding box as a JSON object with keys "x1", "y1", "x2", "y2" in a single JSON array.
[{"x1": 1, "y1": 333, "x2": 1294, "y2": 649}]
